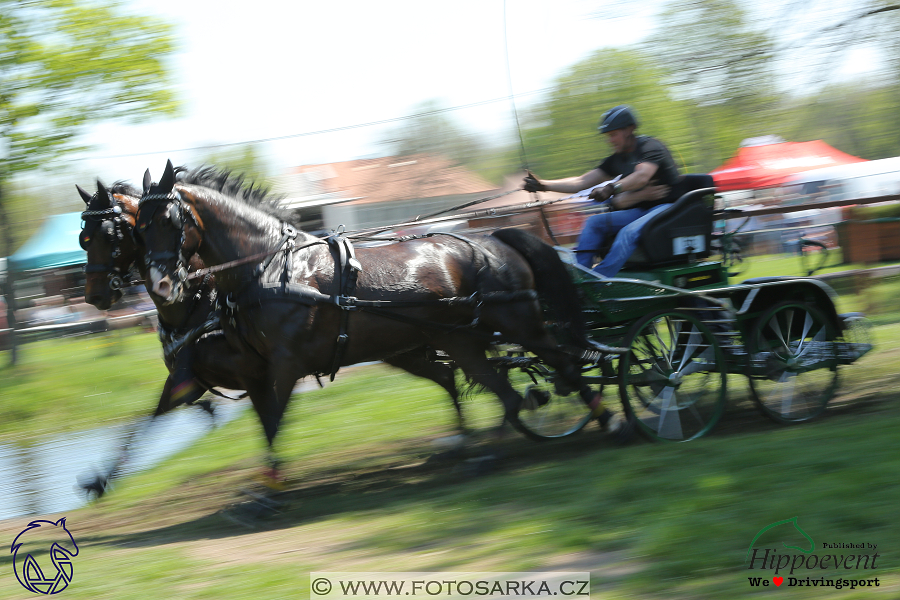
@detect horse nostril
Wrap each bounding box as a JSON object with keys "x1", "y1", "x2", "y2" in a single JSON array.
[
  {"x1": 155, "y1": 279, "x2": 172, "y2": 300},
  {"x1": 88, "y1": 295, "x2": 105, "y2": 307}
]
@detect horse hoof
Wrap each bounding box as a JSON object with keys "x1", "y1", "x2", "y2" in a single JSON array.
[
  {"x1": 76, "y1": 474, "x2": 110, "y2": 500},
  {"x1": 253, "y1": 467, "x2": 287, "y2": 492},
  {"x1": 609, "y1": 416, "x2": 635, "y2": 445},
  {"x1": 197, "y1": 399, "x2": 216, "y2": 418}
]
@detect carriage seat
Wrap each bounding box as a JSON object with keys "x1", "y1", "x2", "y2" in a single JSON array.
[{"x1": 623, "y1": 174, "x2": 716, "y2": 268}]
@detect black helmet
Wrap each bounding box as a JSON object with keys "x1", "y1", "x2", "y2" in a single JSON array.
[{"x1": 598, "y1": 105, "x2": 638, "y2": 133}]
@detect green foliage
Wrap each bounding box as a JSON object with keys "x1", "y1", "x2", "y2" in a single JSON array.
[
  {"x1": 642, "y1": 0, "x2": 779, "y2": 172},
  {"x1": 377, "y1": 99, "x2": 512, "y2": 183},
  {"x1": 520, "y1": 48, "x2": 696, "y2": 178},
  {"x1": 197, "y1": 145, "x2": 274, "y2": 189},
  {"x1": 0, "y1": 0, "x2": 180, "y2": 175},
  {"x1": 777, "y1": 81, "x2": 900, "y2": 159}
]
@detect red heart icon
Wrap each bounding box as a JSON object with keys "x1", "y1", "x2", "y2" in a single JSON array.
[{"x1": 773, "y1": 577, "x2": 783, "y2": 586}]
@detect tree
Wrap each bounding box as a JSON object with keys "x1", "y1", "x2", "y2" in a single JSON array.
[
  {"x1": 0, "y1": 0, "x2": 179, "y2": 364},
  {"x1": 641, "y1": 0, "x2": 778, "y2": 171},
  {"x1": 198, "y1": 145, "x2": 274, "y2": 189},
  {"x1": 377, "y1": 99, "x2": 498, "y2": 177},
  {"x1": 520, "y1": 48, "x2": 696, "y2": 178}
]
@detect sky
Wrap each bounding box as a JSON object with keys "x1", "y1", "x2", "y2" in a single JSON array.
[
  {"x1": 65, "y1": 0, "x2": 659, "y2": 186},
  {"x1": 53, "y1": 0, "x2": 882, "y2": 192}
]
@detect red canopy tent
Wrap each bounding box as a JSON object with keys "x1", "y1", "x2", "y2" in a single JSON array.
[{"x1": 710, "y1": 140, "x2": 867, "y2": 191}]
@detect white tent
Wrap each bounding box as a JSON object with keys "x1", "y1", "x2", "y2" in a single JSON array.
[{"x1": 785, "y1": 156, "x2": 900, "y2": 201}]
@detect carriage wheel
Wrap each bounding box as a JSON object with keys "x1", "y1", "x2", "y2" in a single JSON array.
[
  {"x1": 619, "y1": 310, "x2": 727, "y2": 442},
  {"x1": 505, "y1": 355, "x2": 595, "y2": 441},
  {"x1": 747, "y1": 301, "x2": 838, "y2": 424}
]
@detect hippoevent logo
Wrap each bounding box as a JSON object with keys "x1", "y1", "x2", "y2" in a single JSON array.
[
  {"x1": 745, "y1": 517, "x2": 880, "y2": 590},
  {"x1": 10, "y1": 518, "x2": 79, "y2": 594}
]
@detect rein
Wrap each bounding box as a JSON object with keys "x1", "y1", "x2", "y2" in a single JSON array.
[{"x1": 186, "y1": 235, "x2": 328, "y2": 281}]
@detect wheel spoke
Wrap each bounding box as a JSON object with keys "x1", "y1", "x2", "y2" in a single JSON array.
[
  {"x1": 795, "y1": 311, "x2": 813, "y2": 355},
  {"x1": 777, "y1": 371, "x2": 796, "y2": 416},
  {"x1": 656, "y1": 386, "x2": 684, "y2": 440},
  {"x1": 677, "y1": 325, "x2": 703, "y2": 372},
  {"x1": 796, "y1": 323, "x2": 826, "y2": 360},
  {"x1": 768, "y1": 313, "x2": 791, "y2": 354},
  {"x1": 654, "y1": 325, "x2": 673, "y2": 370},
  {"x1": 669, "y1": 319, "x2": 683, "y2": 367},
  {"x1": 679, "y1": 345, "x2": 715, "y2": 377}
]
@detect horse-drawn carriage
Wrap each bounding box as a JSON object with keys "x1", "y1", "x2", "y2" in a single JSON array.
[
  {"x1": 491, "y1": 182, "x2": 872, "y2": 442},
  {"x1": 77, "y1": 161, "x2": 874, "y2": 497}
]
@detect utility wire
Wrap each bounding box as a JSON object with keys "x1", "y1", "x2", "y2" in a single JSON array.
[{"x1": 65, "y1": 89, "x2": 551, "y2": 163}]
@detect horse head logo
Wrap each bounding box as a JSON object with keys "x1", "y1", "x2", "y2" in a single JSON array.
[
  {"x1": 746, "y1": 516, "x2": 815, "y2": 564},
  {"x1": 10, "y1": 517, "x2": 79, "y2": 594}
]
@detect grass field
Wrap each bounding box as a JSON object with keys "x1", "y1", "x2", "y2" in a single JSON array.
[
  {"x1": 0, "y1": 328, "x2": 169, "y2": 442},
  {"x1": 0, "y1": 318, "x2": 898, "y2": 599}
]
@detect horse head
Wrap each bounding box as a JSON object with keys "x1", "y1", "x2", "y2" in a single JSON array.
[
  {"x1": 80, "y1": 181, "x2": 140, "y2": 310},
  {"x1": 134, "y1": 159, "x2": 202, "y2": 304}
]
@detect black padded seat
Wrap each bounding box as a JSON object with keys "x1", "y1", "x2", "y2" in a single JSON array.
[{"x1": 624, "y1": 174, "x2": 716, "y2": 267}]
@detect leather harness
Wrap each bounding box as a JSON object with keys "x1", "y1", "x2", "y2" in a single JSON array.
[{"x1": 221, "y1": 229, "x2": 539, "y2": 381}]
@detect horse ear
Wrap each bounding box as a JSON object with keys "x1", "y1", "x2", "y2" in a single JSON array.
[
  {"x1": 97, "y1": 181, "x2": 114, "y2": 207},
  {"x1": 76, "y1": 184, "x2": 92, "y2": 205},
  {"x1": 55, "y1": 517, "x2": 67, "y2": 527},
  {"x1": 143, "y1": 169, "x2": 152, "y2": 194},
  {"x1": 158, "y1": 159, "x2": 176, "y2": 193}
]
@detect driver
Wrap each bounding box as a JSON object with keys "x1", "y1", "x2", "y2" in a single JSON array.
[{"x1": 523, "y1": 105, "x2": 683, "y2": 277}]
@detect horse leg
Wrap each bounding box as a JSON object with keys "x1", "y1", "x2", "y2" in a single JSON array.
[
  {"x1": 432, "y1": 337, "x2": 523, "y2": 436},
  {"x1": 384, "y1": 348, "x2": 464, "y2": 433},
  {"x1": 246, "y1": 358, "x2": 300, "y2": 491},
  {"x1": 483, "y1": 304, "x2": 622, "y2": 433},
  {"x1": 79, "y1": 374, "x2": 182, "y2": 499}
]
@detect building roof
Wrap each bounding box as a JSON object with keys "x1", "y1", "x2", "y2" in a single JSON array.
[{"x1": 292, "y1": 154, "x2": 497, "y2": 205}]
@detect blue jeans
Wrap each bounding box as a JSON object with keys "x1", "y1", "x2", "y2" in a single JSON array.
[{"x1": 575, "y1": 204, "x2": 672, "y2": 277}]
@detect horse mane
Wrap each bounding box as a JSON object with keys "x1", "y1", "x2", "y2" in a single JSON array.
[
  {"x1": 177, "y1": 166, "x2": 293, "y2": 222},
  {"x1": 109, "y1": 181, "x2": 141, "y2": 198}
]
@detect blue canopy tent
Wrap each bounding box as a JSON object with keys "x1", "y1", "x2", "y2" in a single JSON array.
[{"x1": 8, "y1": 212, "x2": 85, "y2": 272}]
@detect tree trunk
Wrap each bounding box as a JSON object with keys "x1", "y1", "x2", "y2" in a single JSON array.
[{"x1": 0, "y1": 180, "x2": 18, "y2": 366}]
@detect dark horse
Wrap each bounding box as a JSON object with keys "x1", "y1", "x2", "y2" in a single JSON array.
[
  {"x1": 134, "y1": 160, "x2": 595, "y2": 462},
  {"x1": 78, "y1": 179, "x2": 269, "y2": 494},
  {"x1": 79, "y1": 172, "x2": 465, "y2": 494}
]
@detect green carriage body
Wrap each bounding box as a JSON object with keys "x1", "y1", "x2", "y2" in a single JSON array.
[{"x1": 540, "y1": 245, "x2": 874, "y2": 442}]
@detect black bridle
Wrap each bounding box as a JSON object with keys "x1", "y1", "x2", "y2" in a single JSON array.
[
  {"x1": 81, "y1": 193, "x2": 138, "y2": 291},
  {"x1": 136, "y1": 189, "x2": 197, "y2": 294}
]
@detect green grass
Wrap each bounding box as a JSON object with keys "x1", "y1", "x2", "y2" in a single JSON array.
[
  {"x1": 0, "y1": 328, "x2": 169, "y2": 442},
  {"x1": 1, "y1": 324, "x2": 898, "y2": 599},
  {"x1": 724, "y1": 249, "x2": 900, "y2": 325}
]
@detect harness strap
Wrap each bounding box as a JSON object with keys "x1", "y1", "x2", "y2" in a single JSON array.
[
  {"x1": 229, "y1": 281, "x2": 537, "y2": 310},
  {"x1": 256, "y1": 224, "x2": 298, "y2": 277},
  {"x1": 188, "y1": 236, "x2": 327, "y2": 281},
  {"x1": 326, "y1": 234, "x2": 362, "y2": 381}
]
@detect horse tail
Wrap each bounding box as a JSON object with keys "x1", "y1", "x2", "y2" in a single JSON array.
[{"x1": 491, "y1": 228, "x2": 589, "y2": 348}]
